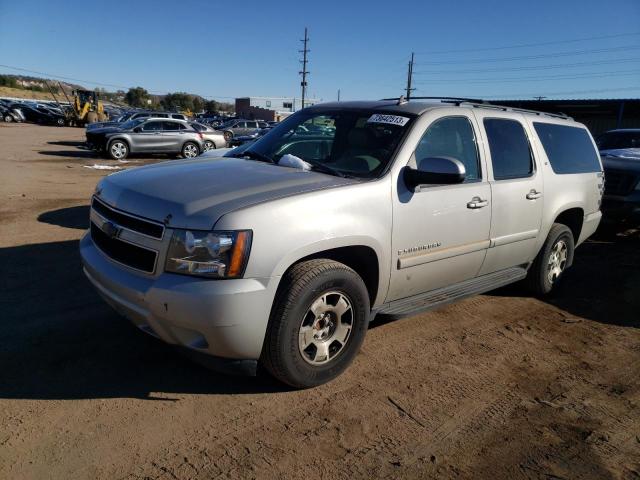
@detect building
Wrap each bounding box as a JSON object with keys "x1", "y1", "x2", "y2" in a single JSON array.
[
  {"x1": 492, "y1": 98, "x2": 640, "y2": 136},
  {"x1": 235, "y1": 96, "x2": 320, "y2": 121}
]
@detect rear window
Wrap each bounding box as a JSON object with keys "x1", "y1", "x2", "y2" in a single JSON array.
[{"x1": 533, "y1": 123, "x2": 601, "y2": 174}]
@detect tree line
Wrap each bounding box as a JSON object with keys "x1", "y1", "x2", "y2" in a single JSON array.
[{"x1": 123, "y1": 86, "x2": 233, "y2": 113}]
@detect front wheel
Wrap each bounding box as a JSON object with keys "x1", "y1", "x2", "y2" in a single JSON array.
[
  {"x1": 261, "y1": 259, "x2": 370, "y2": 388},
  {"x1": 203, "y1": 140, "x2": 215, "y2": 151},
  {"x1": 182, "y1": 142, "x2": 200, "y2": 158},
  {"x1": 4, "y1": 115, "x2": 13, "y2": 123},
  {"x1": 56, "y1": 118, "x2": 65, "y2": 126},
  {"x1": 223, "y1": 130, "x2": 233, "y2": 142},
  {"x1": 108, "y1": 140, "x2": 129, "y2": 160},
  {"x1": 526, "y1": 223, "x2": 574, "y2": 295}
]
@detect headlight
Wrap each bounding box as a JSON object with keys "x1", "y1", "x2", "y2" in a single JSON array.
[{"x1": 165, "y1": 230, "x2": 252, "y2": 278}]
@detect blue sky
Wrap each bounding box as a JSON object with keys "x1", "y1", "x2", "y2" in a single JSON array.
[{"x1": 1, "y1": 0, "x2": 639, "y2": 101}]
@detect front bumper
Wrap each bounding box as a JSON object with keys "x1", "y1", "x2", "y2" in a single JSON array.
[{"x1": 80, "y1": 232, "x2": 279, "y2": 365}]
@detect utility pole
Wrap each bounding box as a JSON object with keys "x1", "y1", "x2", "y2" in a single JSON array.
[
  {"x1": 405, "y1": 52, "x2": 415, "y2": 100},
  {"x1": 337, "y1": 89, "x2": 341, "y2": 101},
  {"x1": 299, "y1": 27, "x2": 310, "y2": 109}
]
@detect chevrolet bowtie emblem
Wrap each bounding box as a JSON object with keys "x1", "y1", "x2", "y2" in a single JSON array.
[{"x1": 102, "y1": 221, "x2": 120, "y2": 239}]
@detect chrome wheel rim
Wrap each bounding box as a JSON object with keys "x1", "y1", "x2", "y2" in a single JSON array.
[
  {"x1": 184, "y1": 144, "x2": 198, "y2": 157},
  {"x1": 547, "y1": 239, "x2": 568, "y2": 284},
  {"x1": 110, "y1": 142, "x2": 126, "y2": 159},
  {"x1": 298, "y1": 291, "x2": 353, "y2": 366},
  {"x1": 203, "y1": 140, "x2": 214, "y2": 151}
]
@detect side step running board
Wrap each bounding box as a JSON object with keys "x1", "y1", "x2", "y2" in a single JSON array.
[{"x1": 375, "y1": 267, "x2": 527, "y2": 317}]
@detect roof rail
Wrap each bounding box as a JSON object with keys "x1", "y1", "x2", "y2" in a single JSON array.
[{"x1": 379, "y1": 95, "x2": 572, "y2": 120}]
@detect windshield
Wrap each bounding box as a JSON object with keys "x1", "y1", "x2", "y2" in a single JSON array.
[
  {"x1": 119, "y1": 118, "x2": 146, "y2": 130},
  {"x1": 244, "y1": 109, "x2": 413, "y2": 178},
  {"x1": 596, "y1": 131, "x2": 640, "y2": 150},
  {"x1": 116, "y1": 113, "x2": 132, "y2": 123}
]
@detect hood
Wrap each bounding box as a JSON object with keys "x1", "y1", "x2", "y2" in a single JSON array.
[
  {"x1": 94, "y1": 157, "x2": 358, "y2": 230},
  {"x1": 601, "y1": 148, "x2": 640, "y2": 174},
  {"x1": 88, "y1": 126, "x2": 123, "y2": 136}
]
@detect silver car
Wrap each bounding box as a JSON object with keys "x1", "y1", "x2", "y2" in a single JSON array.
[
  {"x1": 218, "y1": 119, "x2": 266, "y2": 141},
  {"x1": 81, "y1": 99, "x2": 603, "y2": 388},
  {"x1": 88, "y1": 118, "x2": 205, "y2": 160},
  {"x1": 191, "y1": 122, "x2": 227, "y2": 150}
]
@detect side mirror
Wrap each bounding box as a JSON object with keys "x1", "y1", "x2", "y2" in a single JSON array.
[
  {"x1": 404, "y1": 156, "x2": 466, "y2": 191},
  {"x1": 133, "y1": 127, "x2": 141, "y2": 133}
]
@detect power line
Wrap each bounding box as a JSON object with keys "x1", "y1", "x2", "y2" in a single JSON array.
[
  {"x1": 414, "y1": 31, "x2": 640, "y2": 54},
  {"x1": 0, "y1": 63, "x2": 239, "y2": 99},
  {"x1": 413, "y1": 57, "x2": 640, "y2": 75},
  {"x1": 413, "y1": 69, "x2": 640, "y2": 85},
  {"x1": 413, "y1": 45, "x2": 640, "y2": 65},
  {"x1": 454, "y1": 86, "x2": 640, "y2": 99}
]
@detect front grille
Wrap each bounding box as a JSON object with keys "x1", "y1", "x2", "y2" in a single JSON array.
[
  {"x1": 91, "y1": 222, "x2": 157, "y2": 273},
  {"x1": 604, "y1": 169, "x2": 639, "y2": 196},
  {"x1": 92, "y1": 197, "x2": 164, "y2": 239}
]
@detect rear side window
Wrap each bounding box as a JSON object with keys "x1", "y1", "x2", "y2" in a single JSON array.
[
  {"x1": 142, "y1": 121, "x2": 163, "y2": 131},
  {"x1": 162, "y1": 121, "x2": 180, "y2": 131},
  {"x1": 484, "y1": 118, "x2": 533, "y2": 180},
  {"x1": 534, "y1": 123, "x2": 601, "y2": 174}
]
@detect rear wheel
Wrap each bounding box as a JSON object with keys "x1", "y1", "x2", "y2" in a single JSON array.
[
  {"x1": 182, "y1": 142, "x2": 200, "y2": 158},
  {"x1": 56, "y1": 118, "x2": 65, "y2": 126},
  {"x1": 261, "y1": 259, "x2": 370, "y2": 388},
  {"x1": 526, "y1": 223, "x2": 574, "y2": 295},
  {"x1": 223, "y1": 130, "x2": 233, "y2": 142},
  {"x1": 108, "y1": 140, "x2": 129, "y2": 160},
  {"x1": 4, "y1": 115, "x2": 13, "y2": 123}
]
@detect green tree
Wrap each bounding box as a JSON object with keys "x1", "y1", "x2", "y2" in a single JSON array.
[
  {"x1": 161, "y1": 92, "x2": 194, "y2": 112},
  {"x1": 125, "y1": 87, "x2": 150, "y2": 108},
  {"x1": 192, "y1": 96, "x2": 204, "y2": 113}
]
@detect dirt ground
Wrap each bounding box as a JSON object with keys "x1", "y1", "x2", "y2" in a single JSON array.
[{"x1": 1, "y1": 123, "x2": 639, "y2": 480}]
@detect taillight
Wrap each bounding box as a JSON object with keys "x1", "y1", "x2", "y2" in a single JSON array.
[{"x1": 197, "y1": 132, "x2": 204, "y2": 140}]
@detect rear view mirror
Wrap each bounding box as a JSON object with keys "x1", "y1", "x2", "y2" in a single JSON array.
[{"x1": 404, "y1": 156, "x2": 466, "y2": 191}]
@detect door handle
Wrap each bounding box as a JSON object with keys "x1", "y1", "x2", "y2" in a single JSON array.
[
  {"x1": 467, "y1": 197, "x2": 489, "y2": 209},
  {"x1": 526, "y1": 190, "x2": 542, "y2": 200}
]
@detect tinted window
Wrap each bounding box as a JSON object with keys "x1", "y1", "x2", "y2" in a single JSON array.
[
  {"x1": 171, "y1": 114, "x2": 184, "y2": 120},
  {"x1": 162, "y1": 121, "x2": 180, "y2": 131},
  {"x1": 142, "y1": 121, "x2": 163, "y2": 131},
  {"x1": 596, "y1": 131, "x2": 640, "y2": 150},
  {"x1": 415, "y1": 116, "x2": 481, "y2": 182},
  {"x1": 534, "y1": 123, "x2": 601, "y2": 174},
  {"x1": 134, "y1": 113, "x2": 149, "y2": 119},
  {"x1": 249, "y1": 121, "x2": 259, "y2": 128},
  {"x1": 484, "y1": 119, "x2": 533, "y2": 180}
]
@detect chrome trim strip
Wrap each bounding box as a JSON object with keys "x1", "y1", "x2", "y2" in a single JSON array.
[
  {"x1": 490, "y1": 229, "x2": 539, "y2": 247},
  {"x1": 398, "y1": 240, "x2": 490, "y2": 269},
  {"x1": 92, "y1": 196, "x2": 165, "y2": 240}
]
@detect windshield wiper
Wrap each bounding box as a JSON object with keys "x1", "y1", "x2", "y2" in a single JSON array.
[
  {"x1": 239, "y1": 149, "x2": 274, "y2": 163},
  {"x1": 304, "y1": 159, "x2": 348, "y2": 178}
]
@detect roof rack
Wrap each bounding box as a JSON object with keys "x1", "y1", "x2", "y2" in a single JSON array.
[{"x1": 379, "y1": 96, "x2": 572, "y2": 120}]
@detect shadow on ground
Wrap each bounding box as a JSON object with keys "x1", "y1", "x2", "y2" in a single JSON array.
[
  {"x1": 0, "y1": 239, "x2": 285, "y2": 400},
  {"x1": 38, "y1": 205, "x2": 90, "y2": 230},
  {"x1": 48, "y1": 141, "x2": 86, "y2": 147},
  {"x1": 38, "y1": 149, "x2": 98, "y2": 159}
]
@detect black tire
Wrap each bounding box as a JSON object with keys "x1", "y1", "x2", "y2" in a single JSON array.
[
  {"x1": 261, "y1": 259, "x2": 370, "y2": 388},
  {"x1": 107, "y1": 139, "x2": 129, "y2": 160},
  {"x1": 223, "y1": 130, "x2": 233, "y2": 141},
  {"x1": 526, "y1": 223, "x2": 574, "y2": 296},
  {"x1": 56, "y1": 118, "x2": 65, "y2": 127},
  {"x1": 4, "y1": 115, "x2": 13, "y2": 123},
  {"x1": 181, "y1": 142, "x2": 200, "y2": 158},
  {"x1": 203, "y1": 140, "x2": 215, "y2": 151}
]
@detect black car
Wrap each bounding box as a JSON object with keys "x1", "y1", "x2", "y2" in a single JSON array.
[
  {"x1": 597, "y1": 129, "x2": 640, "y2": 221},
  {"x1": 19, "y1": 104, "x2": 66, "y2": 126},
  {"x1": 0, "y1": 104, "x2": 23, "y2": 122}
]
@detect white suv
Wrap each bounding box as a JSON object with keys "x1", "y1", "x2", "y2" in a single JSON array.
[{"x1": 81, "y1": 98, "x2": 604, "y2": 387}]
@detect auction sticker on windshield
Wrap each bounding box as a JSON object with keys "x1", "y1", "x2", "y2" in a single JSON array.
[{"x1": 367, "y1": 114, "x2": 410, "y2": 126}]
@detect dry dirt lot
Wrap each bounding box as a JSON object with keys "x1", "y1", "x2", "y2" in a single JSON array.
[{"x1": 1, "y1": 123, "x2": 639, "y2": 480}]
